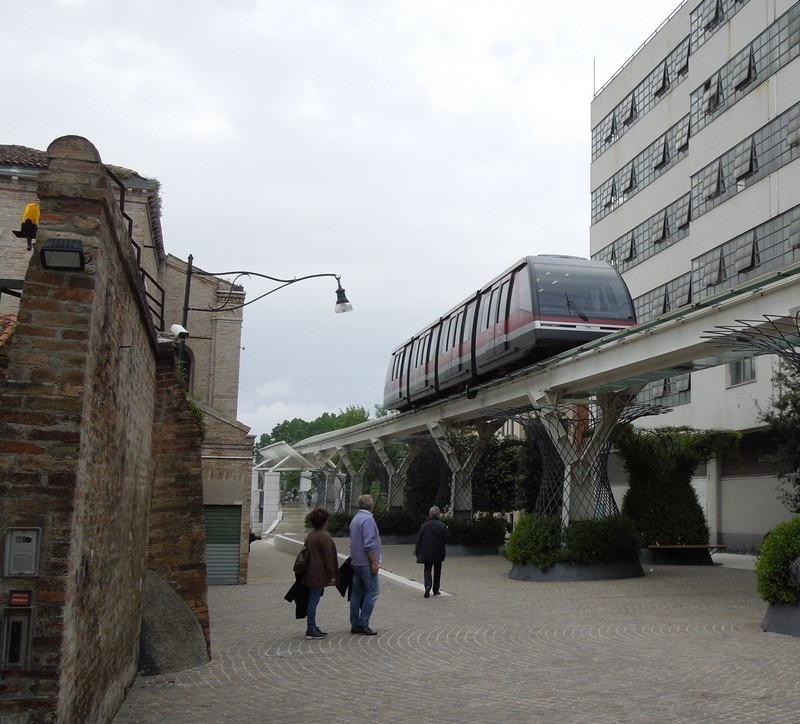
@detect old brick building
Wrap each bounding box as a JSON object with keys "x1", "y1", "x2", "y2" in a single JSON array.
[{"x1": 0, "y1": 137, "x2": 254, "y2": 721}]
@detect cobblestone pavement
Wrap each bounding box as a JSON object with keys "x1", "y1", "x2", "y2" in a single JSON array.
[{"x1": 114, "y1": 540, "x2": 798, "y2": 724}]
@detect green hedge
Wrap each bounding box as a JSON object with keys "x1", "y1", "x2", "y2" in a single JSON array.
[
  {"x1": 502, "y1": 515, "x2": 640, "y2": 569},
  {"x1": 441, "y1": 514, "x2": 507, "y2": 546},
  {"x1": 756, "y1": 517, "x2": 800, "y2": 605},
  {"x1": 306, "y1": 509, "x2": 505, "y2": 544}
]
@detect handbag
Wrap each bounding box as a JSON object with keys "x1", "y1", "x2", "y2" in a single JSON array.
[{"x1": 293, "y1": 547, "x2": 309, "y2": 578}]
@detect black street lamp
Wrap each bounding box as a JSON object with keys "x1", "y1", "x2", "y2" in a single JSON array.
[{"x1": 176, "y1": 254, "x2": 353, "y2": 371}]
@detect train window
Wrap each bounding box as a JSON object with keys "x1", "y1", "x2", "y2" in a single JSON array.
[
  {"x1": 498, "y1": 280, "x2": 511, "y2": 326},
  {"x1": 454, "y1": 311, "x2": 464, "y2": 349},
  {"x1": 536, "y1": 262, "x2": 634, "y2": 319},
  {"x1": 481, "y1": 290, "x2": 495, "y2": 330},
  {"x1": 464, "y1": 303, "x2": 476, "y2": 342},
  {"x1": 393, "y1": 350, "x2": 405, "y2": 380}
]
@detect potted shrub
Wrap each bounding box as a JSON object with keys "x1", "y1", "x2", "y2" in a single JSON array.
[
  {"x1": 757, "y1": 517, "x2": 800, "y2": 636},
  {"x1": 503, "y1": 515, "x2": 643, "y2": 581}
]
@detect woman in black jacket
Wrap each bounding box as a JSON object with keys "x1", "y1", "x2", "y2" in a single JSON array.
[{"x1": 414, "y1": 506, "x2": 449, "y2": 598}]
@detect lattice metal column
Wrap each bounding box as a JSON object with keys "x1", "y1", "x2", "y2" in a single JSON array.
[
  {"x1": 498, "y1": 393, "x2": 661, "y2": 523},
  {"x1": 426, "y1": 419, "x2": 504, "y2": 519}
]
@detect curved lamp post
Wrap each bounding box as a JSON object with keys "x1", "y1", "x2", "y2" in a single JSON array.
[{"x1": 177, "y1": 253, "x2": 353, "y2": 369}]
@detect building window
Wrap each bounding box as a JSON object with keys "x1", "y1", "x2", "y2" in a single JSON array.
[
  {"x1": 603, "y1": 180, "x2": 616, "y2": 209},
  {"x1": 603, "y1": 114, "x2": 617, "y2": 144},
  {"x1": 732, "y1": 45, "x2": 756, "y2": 90},
  {"x1": 621, "y1": 94, "x2": 637, "y2": 126},
  {"x1": 621, "y1": 232, "x2": 636, "y2": 262},
  {"x1": 652, "y1": 135, "x2": 669, "y2": 170},
  {"x1": 676, "y1": 193, "x2": 691, "y2": 229},
  {"x1": 674, "y1": 115, "x2": 690, "y2": 152},
  {"x1": 703, "y1": 254, "x2": 726, "y2": 287},
  {"x1": 703, "y1": 74, "x2": 723, "y2": 114},
  {"x1": 728, "y1": 357, "x2": 756, "y2": 387},
  {"x1": 702, "y1": 161, "x2": 723, "y2": 199},
  {"x1": 733, "y1": 138, "x2": 756, "y2": 179},
  {"x1": 652, "y1": 209, "x2": 669, "y2": 244},
  {"x1": 788, "y1": 112, "x2": 800, "y2": 148},
  {"x1": 622, "y1": 164, "x2": 636, "y2": 194},
  {"x1": 734, "y1": 231, "x2": 758, "y2": 273},
  {"x1": 652, "y1": 62, "x2": 669, "y2": 97},
  {"x1": 789, "y1": 216, "x2": 800, "y2": 250}
]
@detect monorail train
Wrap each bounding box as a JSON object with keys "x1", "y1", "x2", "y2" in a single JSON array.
[{"x1": 383, "y1": 255, "x2": 636, "y2": 411}]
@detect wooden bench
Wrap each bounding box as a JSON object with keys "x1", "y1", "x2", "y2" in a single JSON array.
[{"x1": 643, "y1": 544, "x2": 727, "y2": 565}]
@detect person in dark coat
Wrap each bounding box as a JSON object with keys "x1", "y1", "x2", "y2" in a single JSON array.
[
  {"x1": 301, "y1": 507, "x2": 339, "y2": 638},
  {"x1": 414, "y1": 506, "x2": 449, "y2": 598}
]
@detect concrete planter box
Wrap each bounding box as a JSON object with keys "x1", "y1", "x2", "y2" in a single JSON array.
[
  {"x1": 761, "y1": 603, "x2": 800, "y2": 637},
  {"x1": 509, "y1": 560, "x2": 644, "y2": 582}
]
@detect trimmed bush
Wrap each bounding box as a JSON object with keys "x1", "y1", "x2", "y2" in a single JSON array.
[
  {"x1": 442, "y1": 514, "x2": 507, "y2": 546},
  {"x1": 503, "y1": 515, "x2": 563, "y2": 569},
  {"x1": 756, "y1": 517, "x2": 800, "y2": 605},
  {"x1": 563, "y1": 517, "x2": 640, "y2": 565},
  {"x1": 374, "y1": 510, "x2": 426, "y2": 536},
  {"x1": 503, "y1": 515, "x2": 640, "y2": 570}
]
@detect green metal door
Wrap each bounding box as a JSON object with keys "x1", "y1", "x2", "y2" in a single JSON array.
[{"x1": 204, "y1": 505, "x2": 241, "y2": 585}]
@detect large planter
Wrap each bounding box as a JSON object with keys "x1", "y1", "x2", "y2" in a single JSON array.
[
  {"x1": 509, "y1": 560, "x2": 644, "y2": 582},
  {"x1": 761, "y1": 603, "x2": 800, "y2": 637}
]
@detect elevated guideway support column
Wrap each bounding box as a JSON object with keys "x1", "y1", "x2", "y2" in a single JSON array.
[
  {"x1": 371, "y1": 437, "x2": 419, "y2": 511},
  {"x1": 336, "y1": 446, "x2": 368, "y2": 513},
  {"x1": 525, "y1": 389, "x2": 645, "y2": 525},
  {"x1": 427, "y1": 419, "x2": 504, "y2": 520}
]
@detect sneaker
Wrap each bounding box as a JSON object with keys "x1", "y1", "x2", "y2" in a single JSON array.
[
  {"x1": 357, "y1": 626, "x2": 377, "y2": 636},
  {"x1": 305, "y1": 629, "x2": 326, "y2": 639},
  {"x1": 433, "y1": 591, "x2": 441, "y2": 596},
  {"x1": 351, "y1": 626, "x2": 359, "y2": 634},
  {"x1": 424, "y1": 589, "x2": 430, "y2": 598}
]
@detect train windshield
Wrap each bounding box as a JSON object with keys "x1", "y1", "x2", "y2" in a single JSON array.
[{"x1": 534, "y1": 262, "x2": 633, "y2": 320}]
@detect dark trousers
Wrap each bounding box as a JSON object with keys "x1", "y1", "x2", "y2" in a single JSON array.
[{"x1": 423, "y1": 561, "x2": 442, "y2": 593}]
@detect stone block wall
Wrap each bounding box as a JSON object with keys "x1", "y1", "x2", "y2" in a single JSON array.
[{"x1": 0, "y1": 136, "x2": 209, "y2": 723}]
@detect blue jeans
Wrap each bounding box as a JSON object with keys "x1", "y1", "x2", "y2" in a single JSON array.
[
  {"x1": 350, "y1": 564, "x2": 380, "y2": 628},
  {"x1": 306, "y1": 587, "x2": 323, "y2": 631}
]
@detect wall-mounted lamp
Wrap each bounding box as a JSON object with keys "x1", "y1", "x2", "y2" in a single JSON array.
[
  {"x1": 39, "y1": 238, "x2": 87, "y2": 271},
  {"x1": 12, "y1": 203, "x2": 40, "y2": 250}
]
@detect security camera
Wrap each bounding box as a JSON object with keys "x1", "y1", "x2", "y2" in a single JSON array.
[{"x1": 170, "y1": 324, "x2": 189, "y2": 339}]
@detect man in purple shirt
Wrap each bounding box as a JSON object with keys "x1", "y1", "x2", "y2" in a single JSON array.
[{"x1": 349, "y1": 494, "x2": 382, "y2": 635}]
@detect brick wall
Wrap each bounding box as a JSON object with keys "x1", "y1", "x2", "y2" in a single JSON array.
[
  {"x1": 0, "y1": 136, "x2": 209, "y2": 723},
  {"x1": 149, "y1": 348, "x2": 210, "y2": 650}
]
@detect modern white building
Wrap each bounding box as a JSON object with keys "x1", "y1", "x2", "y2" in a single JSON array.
[{"x1": 590, "y1": 0, "x2": 800, "y2": 551}]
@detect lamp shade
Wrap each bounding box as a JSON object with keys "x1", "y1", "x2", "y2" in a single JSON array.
[
  {"x1": 39, "y1": 238, "x2": 86, "y2": 271},
  {"x1": 335, "y1": 282, "x2": 353, "y2": 313}
]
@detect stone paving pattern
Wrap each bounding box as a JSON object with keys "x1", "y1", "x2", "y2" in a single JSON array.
[{"x1": 114, "y1": 539, "x2": 799, "y2": 723}]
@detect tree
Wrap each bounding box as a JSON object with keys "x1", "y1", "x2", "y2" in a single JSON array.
[
  {"x1": 254, "y1": 405, "x2": 372, "y2": 493},
  {"x1": 760, "y1": 364, "x2": 800, "y2": 513},
  {"x1": 615, "y1": 425, "x2": 740, "y2": 546},
  {"x1": 255, "y1": 405, "x2": 371, "y2": 453}
]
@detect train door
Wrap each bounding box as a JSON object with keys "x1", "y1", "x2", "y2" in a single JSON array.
[
  {"x1": 408, "y1": 330, "x2": 435, "y2": 402},
  {"x1": 491, "y1": 277, "x2": 513, "y2": 359},
  {"x1": 483, "y1": 276, "x2": 513, "y2": 363},
  {"x1": 383, "y1": 345, "x2": 409, "y2": 409}
]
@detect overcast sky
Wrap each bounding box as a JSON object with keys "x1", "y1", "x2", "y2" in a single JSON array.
[{"x1": 4, "y1": 0, "x2": 681, "y2": 440}]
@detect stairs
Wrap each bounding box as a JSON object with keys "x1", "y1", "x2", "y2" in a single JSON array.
[{"x1": 276, "y1": 501, "x2": 309, "y2": 535}]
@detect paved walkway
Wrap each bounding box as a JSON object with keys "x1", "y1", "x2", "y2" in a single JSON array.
[{"x1": 114, "y1": 540, "x2": 798, "y2": 724}]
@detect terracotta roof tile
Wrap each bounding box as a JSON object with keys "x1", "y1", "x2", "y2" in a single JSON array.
[{"x1": 0, "y1": 144, "x2": 48, "y2": 168}]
